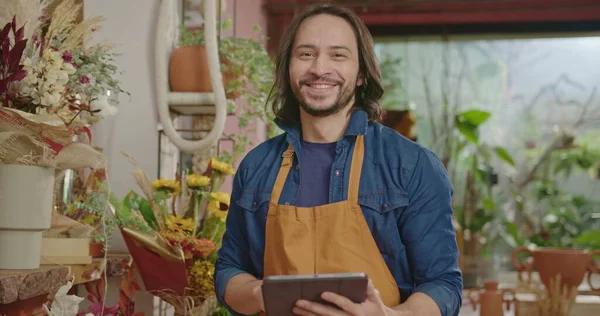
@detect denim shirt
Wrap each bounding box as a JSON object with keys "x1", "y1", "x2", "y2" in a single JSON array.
[{"x1": 214, "y1": 110, "x2": 463, "y2": 316}]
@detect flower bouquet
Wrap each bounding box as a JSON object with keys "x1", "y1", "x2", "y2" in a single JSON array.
[
  {"x1": 0, "y1": 0, "x2": 126, "y2": 169},
  {"x1": 109, "y1": 153, "x2": 235, "y2": 315}
]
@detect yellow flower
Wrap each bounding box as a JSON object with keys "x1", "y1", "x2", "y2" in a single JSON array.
[
  {"x1": 165, "y1": 215, "x2": 195, "y2": 232},
  {"x1": 151, "y1": 178, "x2": 181, "y2": 196},
  {"x1": 186, "y1": 174, "x2": 211, "y2": 189},
  {"x1": 210, "y1": 158, "x2": 236, "y2": 175},
  {"x1": 188, "y1": 259, "x2": 215, "y2": 297},
  {"x1": 79, "y1": 214, "x2": 100, "y2": 225},
  {"x1": 208, "y1": 192, "x2": 230, "y2": 220},
  {"x1": 160, "y1": 229, "x2": 187, "y2": 244}
]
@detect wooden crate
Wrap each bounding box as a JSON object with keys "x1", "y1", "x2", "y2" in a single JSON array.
[{"x1": 40, "y1": 238, "x2": 92, "y2": 265}]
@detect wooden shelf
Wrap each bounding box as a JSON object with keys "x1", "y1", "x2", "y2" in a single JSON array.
[
  {"x1": 167, "y1": 91, "x2": 235, "y2": 116},
  {"x1": 0, "y1": 254, "x2": 130, "y2": 305}
]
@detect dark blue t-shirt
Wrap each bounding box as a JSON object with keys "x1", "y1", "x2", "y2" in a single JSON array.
[{"x1": 294, "y1": 140, "x2": 337, "y2": 207}]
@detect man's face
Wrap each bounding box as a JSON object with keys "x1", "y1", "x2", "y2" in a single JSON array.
[{"x1": 289, "y1": 14, "x2": 363, "y2": 117}]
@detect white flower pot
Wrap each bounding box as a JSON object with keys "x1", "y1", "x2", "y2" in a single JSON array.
[{"x1": 0, "y1": 164, "x2": 55, "y2": 269}]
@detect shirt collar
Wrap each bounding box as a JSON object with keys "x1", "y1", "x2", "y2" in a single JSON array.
[{"x1": 275, "y1": 109, "x2": 369, "y2": 144}]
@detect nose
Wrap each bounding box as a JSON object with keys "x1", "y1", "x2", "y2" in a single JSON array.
[{"x1": 308, "y1": 55, "x2": 332, "y2": 77}]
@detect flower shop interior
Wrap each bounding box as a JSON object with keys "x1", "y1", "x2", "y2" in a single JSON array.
[{"x1": 1, "y1": 0, "x2": 599, "y2": 316}]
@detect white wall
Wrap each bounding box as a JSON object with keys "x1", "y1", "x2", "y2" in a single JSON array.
[
  {"x1": 85, "y1": 0, "x2": 161, "y2": 229},
  {"x1": 84, "y1": 0, "x2": 161, "y2": 314}
]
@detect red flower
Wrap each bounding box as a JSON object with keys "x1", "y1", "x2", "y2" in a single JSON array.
[
  {"x1": 62, "y1": 51, "x2": 73, "y2": 63},
  {"x1": 79, "y1": 75, "x2": 90, "y2": 84}
]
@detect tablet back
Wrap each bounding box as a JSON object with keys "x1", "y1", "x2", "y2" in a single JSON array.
[{"x1": 262, "y1": 273, "x2": 368, "y2": 315}]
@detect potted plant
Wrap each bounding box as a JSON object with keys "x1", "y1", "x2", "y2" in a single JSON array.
[
  {"x1": 503, "y1": 136, "x2": 600, "y2": 297},
  {"x1": 178, "y1": 18, "x2": 279, "y2": 164},
  {"x1": 169, "y1": 20, "x2": 245, "y2": 99}
]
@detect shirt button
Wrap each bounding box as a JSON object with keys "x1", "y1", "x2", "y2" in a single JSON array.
[
  {"x1": 285, "y1": 202, "x2": 290, "y2": 205},
  {"x1": 252, "y1": 202, "x2": 257, "y2": 207},
  {"x1": 296, "y1": 164, "x2": 300, "y2": 169},
  {"x1": 382, "y1": 204, "x2": 387, "y2": 209},
  {"x1": 335, "y1": 170, "x2": 341, "y2": 176}
]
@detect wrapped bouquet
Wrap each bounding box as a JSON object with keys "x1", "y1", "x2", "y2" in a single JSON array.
[{"x1": 110, "y1": 153, "x2": 235, "y2": 315}]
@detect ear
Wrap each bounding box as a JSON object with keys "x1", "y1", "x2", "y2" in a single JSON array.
[{"x1": 357, "y1": 73, "x2": 365, "y2": 87}]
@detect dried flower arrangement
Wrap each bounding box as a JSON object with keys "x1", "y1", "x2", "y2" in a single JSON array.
[
  {"x1": 516, "y1": 274, "x2": 577, "y2": 316},
  {"x1": 0, "y1": 0, "x2": 126, "y2": 266},
  {"x1": 107, "y1": 153, "x2": 235, "y2": 314},
  {"x1": 0, "y1": 0, "x2": 126, "y2": 126}
]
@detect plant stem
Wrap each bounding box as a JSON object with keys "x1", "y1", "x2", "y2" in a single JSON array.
[{"x1": 192, "y1": 192, "x2": 201, "y2": 236}]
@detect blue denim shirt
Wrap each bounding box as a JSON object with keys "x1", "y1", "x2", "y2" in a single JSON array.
[{"x1": 214, "y1": 110, "x2": 463, "y2": 315}]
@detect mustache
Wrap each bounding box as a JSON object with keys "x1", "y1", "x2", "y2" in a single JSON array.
[{"x1": 299, "y1": 77, "x2": 343, "y2": 86}]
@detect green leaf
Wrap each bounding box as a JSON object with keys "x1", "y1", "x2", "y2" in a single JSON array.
[
  {"x1": 124, "y1": 190, "x2": 158, "y2": 229},
  {"x1": 482, "y1": 197, "x2": 496, "y2": 211},
  {"x1": 493, "y1": 147, "x2": 515, "y2": 166},
  {"x1": 458, "y1": 110, "x2": 491, "y2": 126},
  {"x1": 138, "y1": 198, "x2": 158, "y2": 229},
  {"x1": 502, "y1": 221, "x2": 525, "y2": 248},
  {"x1": 573, "y1": 229, "x2": 600, "y2": 250},
  {"x1": 455, "y1": 118, "x2": 480, "y2": 144},
  {"x1": 454, "y1": 110, "x2": 491, "y2": 145}
]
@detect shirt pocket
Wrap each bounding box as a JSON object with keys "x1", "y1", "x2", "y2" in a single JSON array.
[
  {"x1": 358, "y1": 190, "x2": 409, "y2": 215},
  {"x1": 237, "y1": 191, "x2": 271, "y2": 214}
]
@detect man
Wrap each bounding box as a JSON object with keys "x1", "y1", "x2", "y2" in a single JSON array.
[{"x1": 214, "y1": 3, "x2": 462, "y2": 316}]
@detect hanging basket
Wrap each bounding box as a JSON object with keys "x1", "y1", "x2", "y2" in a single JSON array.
[{"x1": 0, "y1": 164, "x2": 55, "y2": 269}]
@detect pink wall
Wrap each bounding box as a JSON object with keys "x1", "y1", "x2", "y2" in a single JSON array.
[{"x1": 219, "y1": 0, "x2": 269, "y2": 193}]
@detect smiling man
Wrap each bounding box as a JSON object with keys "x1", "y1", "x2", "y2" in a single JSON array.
[{"x1": 214, "y1": 3, "x2": 462, "y2": 316}]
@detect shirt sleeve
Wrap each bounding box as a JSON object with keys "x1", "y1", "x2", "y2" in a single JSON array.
[
  {"x1": 214, "y1": 167, "x2": 252, "y2": 315},
  {"x1": 398, "y1": 147, "x2": 463, "y2": 316}
]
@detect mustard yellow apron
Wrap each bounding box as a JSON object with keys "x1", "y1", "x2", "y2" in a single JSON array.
[{"x1": 262, "y1": 135, "x2": 400, "y2": 311}]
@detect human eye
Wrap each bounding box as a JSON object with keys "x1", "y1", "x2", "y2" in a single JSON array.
[
  {"x1": 332, "y1": 52, "x2": 348, "y2": 60},
  {"x1": 297, "y1": 51, "x2": 315, "y2": 60}
]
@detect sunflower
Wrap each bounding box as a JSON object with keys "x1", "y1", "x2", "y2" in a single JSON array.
[
  {"x1": 165, "y1": 215, "x2": 195, "y2": 232},
  {"x1": 208, "y1": 192, "x2": 230, "y2": 220},
  {"x1": 186, "y1": 174, "x2": 211, "y2": 189},
  {"x1": 151, "y1": 178, "x2": 181, "y2": 196},
  {"x1": 210, "y1": 158, "x2": 236, "y2": 175}
]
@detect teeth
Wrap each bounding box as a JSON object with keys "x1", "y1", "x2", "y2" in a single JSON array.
[{"x1": 312, "y1": 84, "x2": 333, "y2": 89}]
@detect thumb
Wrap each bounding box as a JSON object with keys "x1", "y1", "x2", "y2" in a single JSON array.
[
  {"x1": 253, "y1": 283, "x2": 265, "y2": 311},
  {"x1": 366, "y1": 279, "x2": 383, "y2": 303}
]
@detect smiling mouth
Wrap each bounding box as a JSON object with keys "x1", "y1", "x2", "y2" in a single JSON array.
[{"x1": 306, "y1": 83, "x2": 336, "y2": 89}]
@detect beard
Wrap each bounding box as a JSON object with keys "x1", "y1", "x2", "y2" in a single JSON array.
[{"x1": 292, "y1": 76, "x2": 357, "y2": 117}]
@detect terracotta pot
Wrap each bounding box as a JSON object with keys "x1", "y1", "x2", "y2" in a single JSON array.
[
  {"x1": 168, "y1": 45, "x2": 244, "y2": 99},
  {"x1": 89, "y1": 242, "x2": 105, "y2": 258},
  {"x1": 512, "y1": 247, "x2": 600, "y2": 297},
  {"x1": 468, "y1": 280, "x2": 513, "y2": 316}
]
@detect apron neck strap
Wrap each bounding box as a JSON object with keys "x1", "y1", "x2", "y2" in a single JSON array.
[
  {"x1": 348, "y1": 135, "x2": 365, "y2": 201},
  {"x1": 269, "y1": 135, "x2": 365, "y2": 205},
  {"x1": 270, "y1": 145, "x2": 294, "y2": 204}
]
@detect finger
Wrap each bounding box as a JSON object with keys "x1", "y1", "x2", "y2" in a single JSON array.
[
  {"x1": 292, "y1": 306, "x2": 319, "y2": 316},
  {"x1": 295, "y1": 299, "x2": 347, "y2": 316},
  {"x1": 321, "y1": 292, "x2": 361, "y2": 314}
]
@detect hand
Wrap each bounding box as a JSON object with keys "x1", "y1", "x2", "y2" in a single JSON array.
[
  {"x1": 292, "y1": 279, "x2": 396, "y2": 316},
  {"x1": 251, "y1": 281, "x2": 265, "y2": 312}
]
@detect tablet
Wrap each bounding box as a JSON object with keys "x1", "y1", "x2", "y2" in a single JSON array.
[{"x1": 262, "y1": 272, "x2": 369, "y2": 315}]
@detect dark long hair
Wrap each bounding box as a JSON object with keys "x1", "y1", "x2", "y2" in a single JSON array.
[{"x1": 267, "y1": 3, "x2": 384, "y2": 125}]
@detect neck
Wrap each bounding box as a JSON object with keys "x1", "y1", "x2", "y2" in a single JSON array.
[{"x1": 300, "y1": 105, "x2": 353, "y2": 143}]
